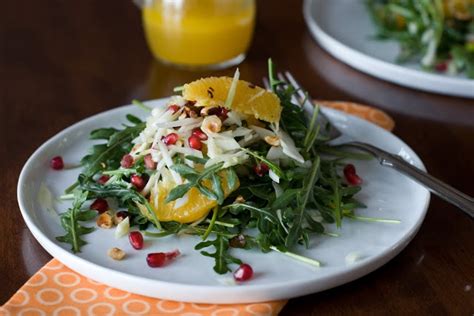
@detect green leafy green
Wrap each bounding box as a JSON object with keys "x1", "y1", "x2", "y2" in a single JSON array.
[
  {"x1": 77, "y1": 174, "x2": 161, "y2": 229},
  {"x1": 56, "y1": 191, "x2": 95, "y2": 253},
  {"x1": 195, "y1": 235, "x2": 242, "y2": 274},
  {"x1": 286, "y1": 156, "x2": 320, "y2": 248},
  {"x1": 166, "y1": 162, "x2": 225, "y2": 203},
  {"x1": 65, "y1": 115, "x2": 145, "y2": 193}
]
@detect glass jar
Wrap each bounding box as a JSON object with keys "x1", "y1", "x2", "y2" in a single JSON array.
[{"x1": 141, "y1": 0, "x2": 256, "y2": 69}]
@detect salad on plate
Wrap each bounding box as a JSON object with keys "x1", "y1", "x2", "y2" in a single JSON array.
[
  {"x1": 54, "y1": 61, "x2": 391, "y2": 280},
  {"x1": 367, "y1": 0, "x2": 474, "y2": 78}
]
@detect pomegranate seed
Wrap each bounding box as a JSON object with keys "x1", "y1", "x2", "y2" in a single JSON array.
[
  {"x1": 162, "y1": 133, "x2": 179, "y2": 146},
  {"x1": 208, "y1": 107, "x2": 229, "y2": 121},
  {"x1": 144, "y1": 154, "x2": 157, "y2": 170},
  {"x1": 435, "y1": 61, "x2": 448, "y2": 72},
  {"x1": 343, "y1": 164, "x2": 363, "y2": 185},
  {"x1": 229, "y1": 234, "x2": 246, "y2": 248},
  {"x1": 192, "y1": 128, "x2": 208, "y2": 140},
  {"x1": 131, "y1": 174, "x2": 146, "y2": 191},
  {"x1": 90, "y1": 198, "x2": 108, "y2": 213},
  {"x1": 114, "y1": 211, "x2": 129, "y2": 224},
  {"x1": 188, "y1": 135, "x2": 202, "y2": 150},
  {"x1": 168, "y1": 104, "x2": 180, "y2": 113},
  {"x1": 233, "y1": 263, "x2": 253, "y2": 281},
  {"x1": 129, "y1": 231, "x2": 144, "y2": 250},
  {"x1": 97, "y1": 175, "x2": 110, "y2": 185},
  {"x1": 220, "y1": 108, "x2": 229, "y2": 121},
  {"x1": 116, "y1": 211, "x2": 129, "y2": 221},
  {"x1": 120, "y1": 154, "x2": 134, "y2": 168},
  {"x1": 346, "y1": 173, "x2": 362, "y2": 186},
  {"x1": 343, "y1": 164, "x2": 356, "y2": 176},
  {"x1": 146, "y1": 249, "x2": 180, "y2": 267},
  {"x1": 50, "y1": 156, "x2": 64, "y2": 170},
  {"x1": 253, "y1": 163, "x2": 269, "y2": 177}
]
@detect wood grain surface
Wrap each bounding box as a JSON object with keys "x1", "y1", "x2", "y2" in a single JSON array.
[{"x1": 1, "y1": 1, "x2": 473, "y2": 314}]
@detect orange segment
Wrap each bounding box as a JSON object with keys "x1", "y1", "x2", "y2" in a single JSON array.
[
  {"x1": 183, "y1": 76, "x2": 282, "y2": 123},
  {"x1": 148, "y1": 170, "x2": 239, "y2": 223}
]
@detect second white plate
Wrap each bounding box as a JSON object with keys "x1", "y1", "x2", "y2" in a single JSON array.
[
  {"x1": 304, "y1": 0, "x2": 474, "y2": 98},
  {"x1": 18, "y1": 99, "x2": 430, "y2": 303}
]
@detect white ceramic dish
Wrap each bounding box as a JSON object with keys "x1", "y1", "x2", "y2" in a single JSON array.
[
  {"x1": 17, "y1": 98, "x2": 430, "y2": 303},
  {"x1": 303, "y1": 0, "x2": 474, "y2": 98}
]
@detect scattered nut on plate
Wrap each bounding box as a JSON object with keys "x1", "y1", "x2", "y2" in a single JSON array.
[
  {"x1": 97, "y1": 212, "x2": 113, "y2": 229},
  {"x1": 108, "y1": 247, "x2": 126, "y2": 260}
]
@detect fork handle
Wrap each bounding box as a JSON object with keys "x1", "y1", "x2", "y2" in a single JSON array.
[{"x1": 346, "y1": 142, "x2": 474, "y2": 218}]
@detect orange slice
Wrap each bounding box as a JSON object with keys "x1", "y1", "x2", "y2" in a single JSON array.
[
  {"x1": 183, "y1": 77, "x2": 282, "y2": 123},
  {"x1": 147, "y1": 170, "x2": 239, "y2": 223}
]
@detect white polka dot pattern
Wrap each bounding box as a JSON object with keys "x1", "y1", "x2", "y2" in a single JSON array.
[
  {"x1": 122, "y1": 299, "x2": 151, "y2": 315},
  {"x1": 87, "y1": 302, "x2": 116, "y2": 316},
  {"x1": 1, "y1": 259, "x2": 286, "y2": 316},
  {"x1": 52, "y1": 306, "x2": 81, "y2": 316},
  {"x1": 35, "y1": 289, "x2": 64, "y2": 306}
]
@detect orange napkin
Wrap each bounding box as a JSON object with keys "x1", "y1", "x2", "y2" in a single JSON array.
[
  {"x1": 1, "y1": 102, "x2": 394, "y2": 316},
  {"x1": 0, "y1": 259, "x2": 285, "y2": 316}
]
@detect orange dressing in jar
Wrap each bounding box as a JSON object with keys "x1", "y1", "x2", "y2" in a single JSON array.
[{"x1": 142, "y1": 0, "x2": 256, "y2": 68}]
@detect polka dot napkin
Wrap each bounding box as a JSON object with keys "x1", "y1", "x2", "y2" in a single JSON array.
[
  {"x1": 0, "y1": 259, "x2": 284, "y2": 316},
  {"x1": 1, "y1": 102, "x2": 394, "y2": 316}
]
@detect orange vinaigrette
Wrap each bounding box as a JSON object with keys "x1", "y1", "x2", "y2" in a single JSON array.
[{"x1": 142, "y1": 0, "x2": 256, "y2": 68}]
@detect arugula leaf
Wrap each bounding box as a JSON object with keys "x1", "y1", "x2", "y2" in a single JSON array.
[
  {"x1": 171, "y1": 164, "x2": 198, "y2": 177},
  {"x1": 304, "y1": 214, "x2": 325, "y2": 233},
  {"x1": 271, "y1": 189, "x2": 299, "y2": 210},
  {"x1": 89, "y1": 128, "x2": 118, "y2": 140},
  {"x1": 165, "y1": 183, "x2": 193, "y2": 202},
  {"x1": 328, "y1": 164, "x2": 342, "y2": 228},
  {"x1": 249, "y1": 186, "x2": 273, "y2": 201},
  {"x1": 195, "y1": 235, "x2": 242, "y2": 274},
  {"x1": 56, "y1": 191, "x2": 95, "y2": 253},
  {"x1": 211, "y1": 173, "x2": 224, "y2": 204},
  {"x1": 184, "y1": 155, "x2": 208, "y2": 164},
  {"x1": 166, "y1": 162, "x2": 225, "y2": 204},
  {"x1": 286, "y1": 156, "x2": 320, "y2": 248},
  {"x1": 81, "y1": 117, "x2": 145, "y2": 178},
  {"x1": 226, "y1": 168, "x2": 238, "y2": 190},
  {"x1": 242, "y1": 149, "x2": 284, "y2": 178},
  {"x1": 197, "y1": 184, "x2": 218, "y2": 201},
  {"x1": 78, "y1": 174, "x2": 161, "y2": 230}
]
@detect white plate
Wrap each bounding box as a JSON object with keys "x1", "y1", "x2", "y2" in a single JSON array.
[
  {"x1": 303, "y1": 0, "x2": 474, "y2": 98},
  {"x1": 17, "y1": 99, "x2": 430, "y2": 304}
]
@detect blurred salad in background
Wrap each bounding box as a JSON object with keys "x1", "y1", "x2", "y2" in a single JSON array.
[{"x1": 367, "y1": 0, "x2": 474, "y2": 78}]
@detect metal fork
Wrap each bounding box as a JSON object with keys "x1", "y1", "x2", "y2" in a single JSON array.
[{"x1": 263, "y1": 71, "x2": 474, "y2": 218}]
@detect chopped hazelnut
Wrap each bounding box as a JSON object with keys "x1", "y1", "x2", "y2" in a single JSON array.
[
  {"x1": 97, "y1": 212, "x2": 113, "y2": 229},
  {"x1": 201, "y1": 115, "x2": 222, "y2": 134},
  {"x1": 264, "y1": 135, "x2": 281, "y2": 147},
  {"x1": 184, "y1": 106, "x2": 198, "y2": 118},
  {"x1": 234, "y1": 195, "x2": 245, "y2": 204},
  {"x1": 108, "y1": 247, "x2": 126, "y2": 260}
]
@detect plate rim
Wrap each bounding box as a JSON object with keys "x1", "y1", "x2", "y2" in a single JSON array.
[
  {"x1": 17, "y1": 98, "x2": 430, "y2": 303},
  {"x1": 303, "y1": 0, "x2": 474, "y2": 98}
]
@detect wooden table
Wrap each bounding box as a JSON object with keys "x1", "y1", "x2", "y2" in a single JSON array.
[{"x1": 1, "y1": 1, "x2": 473, "y2": 314}]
